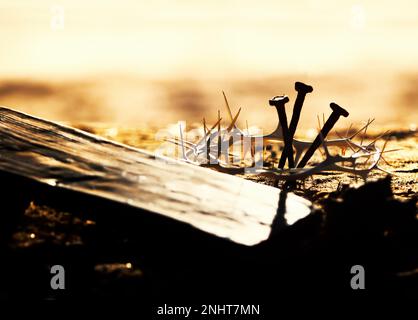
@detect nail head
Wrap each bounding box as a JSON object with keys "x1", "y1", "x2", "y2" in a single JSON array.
[
  {"x1": 330, "y1": 102, "x2": 349, "y2": 117},
  {"x1": 295, "y1": 82, "x2": 313, "y2": 93},
  {"x1": 269, "y1": 95, "x2": 290, "y2": 106}
]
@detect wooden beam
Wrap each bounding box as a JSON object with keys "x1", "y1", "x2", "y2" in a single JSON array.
[{"x1": 0, "y1": 107, "x2": 311, "y2": 246}]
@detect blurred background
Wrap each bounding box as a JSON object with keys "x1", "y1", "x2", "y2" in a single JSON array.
[{"x1": 0, "y1": 0, "x2": 417, "y2": 133}]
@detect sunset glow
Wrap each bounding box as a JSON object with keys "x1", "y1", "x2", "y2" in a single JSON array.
[{"x1": 0, "y1": 0, "x2": 417, "y2": 128}]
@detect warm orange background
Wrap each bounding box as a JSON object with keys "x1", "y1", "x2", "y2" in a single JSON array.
[{"x1": 0, "y1": 0, "x2": 417, "y2": 132}]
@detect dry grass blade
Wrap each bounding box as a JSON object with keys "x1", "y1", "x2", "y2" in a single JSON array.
[
  {"x1": 222, "y1": 91, "x2": 234, "y2": 123},
  {"x1": 227, "y1": 107, "x2": 241, "y2": 132}
]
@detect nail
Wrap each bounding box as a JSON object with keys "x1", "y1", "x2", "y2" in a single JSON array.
[
  {"x1": 278, "y1": 82, "x2": 313, "y2": 168},
  {"x1": 297, "y1": 102, "x2": 349, "y2": 168},
  {"x1": 269, "y1": 95, "x2": 294, "y2": 168}
]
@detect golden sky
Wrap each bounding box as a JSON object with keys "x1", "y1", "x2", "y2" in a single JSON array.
[
  {"x1": 1, "y1": 0, "x2": 418, "y2": 77},
  {"x1": 0, "y1": 1, "x2": 417, "y2": 128}
]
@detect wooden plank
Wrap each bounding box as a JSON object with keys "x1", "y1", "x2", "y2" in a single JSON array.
[{"x1": 0, "y1": 107, "x2": 311, "y2": 246}]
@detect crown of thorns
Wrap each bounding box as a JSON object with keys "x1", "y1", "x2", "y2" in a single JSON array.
[{"x1": 167, "y1": 82, "x2": 396, "y2": 183}]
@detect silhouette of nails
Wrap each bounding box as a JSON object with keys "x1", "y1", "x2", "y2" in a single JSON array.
[
  {"x1": 278, "y1": 82, "x2": 313, "y2": 168},
  {"x1": 297, "y1": 102, "x2": 349, "y2": 168},
  {"x1": 269, "y1": 95, "x2": 294, "y2": 168}
]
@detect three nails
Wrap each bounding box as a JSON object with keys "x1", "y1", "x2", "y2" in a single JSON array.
[{"x1": 269, "y1": 82, "x2": 349, "y2": 169}]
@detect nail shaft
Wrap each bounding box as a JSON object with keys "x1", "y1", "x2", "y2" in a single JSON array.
[
  {"x1": 269, "y1": 96, "x2": 294, "y2": 168},
  {"x1": 278, "y1": 82, "x2": 313, "y2": 168},
  {"x1": 297, "y1": 102, "x2": 349, "y2": 168}
]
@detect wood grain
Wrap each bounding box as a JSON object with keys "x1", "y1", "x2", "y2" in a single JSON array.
[{"x1": 0, "y1": 107, "x2": 311, "y2": 245}]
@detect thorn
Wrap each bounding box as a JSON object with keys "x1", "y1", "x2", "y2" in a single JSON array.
[
  {"x1": 222, "y1": 91, "x2": 234, "y2": 123},
  {"x1": 345, "y1": 123, "x2": 353, "y2": 138},
  {"x1": 376, "y1": 165, "x2": 395, "y2": 175},
  {"x1": 360, "y1": 118, "x2": 370, "y2": 146},
  {"x1": 380, "y1": 156, "x2": 391, "y2": 166},
  {"x1": 381, "y1": 138, "x2": 389, "y2": 154},
  {"x1": 349, "y1": 118, "x2": 375, "y2": 139},
  {"x1": 227, "y1": 107, "x2": 241, "y2": 132},
  {"x1": 353, "y1": 118, "x2": 373, "y2": 152},
  {"x1": 165, "y1": 138, "x2": 195, "y2": 148},
  {"x1": 202, "y1": 117, "x2": 209, "y2": 160},
  {"x1": 203, "y1": 117, "x2": 222, "y2": 162},
  {"x1": 366, "y1": 130, "x2": 391, "y2": 148},
  {"x1": 203, "y1": 118, "x2": 208, "y2": 136},
  {"x1": 317, "y1": 114, "x2": 321, "y2": 132},
  {"x1": 360, "y1": 119, "x2": 370, "y2": 146},
  {"x1": 179, "y1": 123, "x2": 187, "y2": 160},
  {"x1": 208, "y1": 117, "x2": 223, "y2": 134},
  {"x1": 336, "y1": 131, "x2": 356, "y2": 153},
  {"x1": 217, "y1": 110, "x2": 221, "y2": 158},
  {"x1": 381, "y1": 148, "x2": 402, "y2": 154}
]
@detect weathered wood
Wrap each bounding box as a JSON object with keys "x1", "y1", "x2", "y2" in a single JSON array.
[{"x1": 0, "y1": 107, "x2": 311, "y2": 245}]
